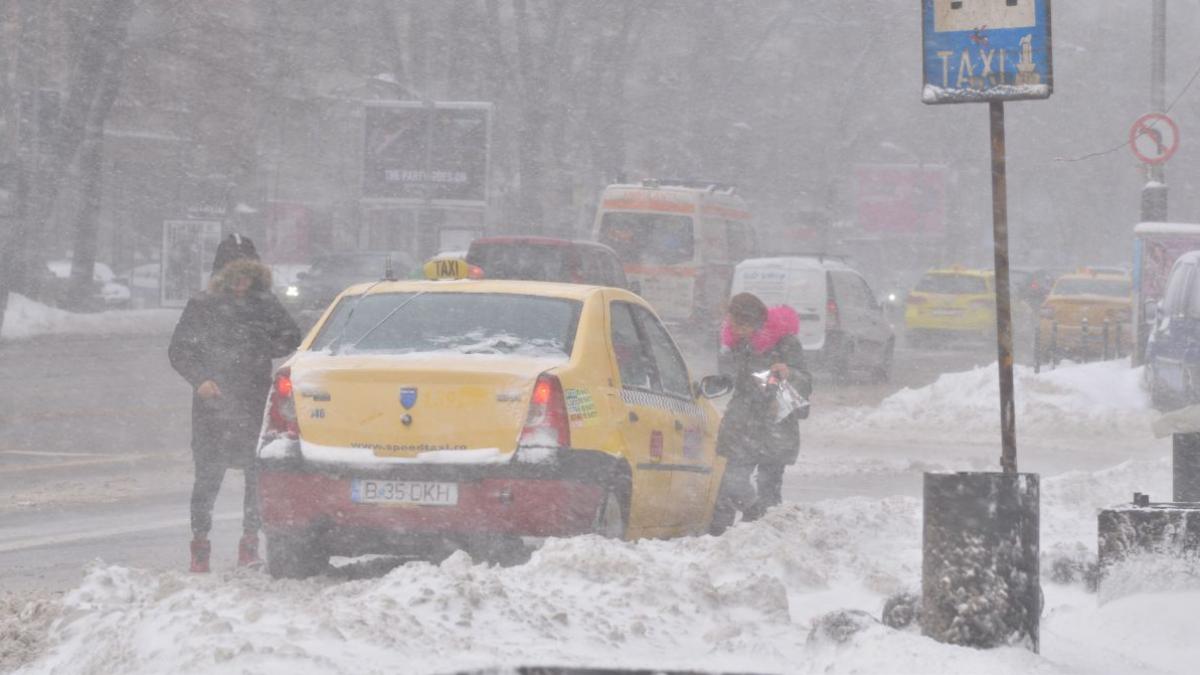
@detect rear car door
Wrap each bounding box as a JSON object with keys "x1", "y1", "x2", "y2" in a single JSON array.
[
  {"x1": 607, "y1": 300, "x2": 676, "y2": 532},
  {"x1": 629, "y1": 304, "x2": 714, "y2": 528}
]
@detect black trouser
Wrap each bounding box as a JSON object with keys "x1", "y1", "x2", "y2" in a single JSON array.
[
  {"x1": 191, "y1": 459, "x2": 260, "y2": 537},
  {"x1": 710, "y1": 461, "x2": 788, "y2": 535}
]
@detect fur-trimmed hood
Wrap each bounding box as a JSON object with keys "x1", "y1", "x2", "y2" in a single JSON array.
[
  {"x1": 208, "y1": 258, "x2": 272, "y2": 295},
  {"x1": 721, "y1": 305, "x2": 800, "y2": 354}
]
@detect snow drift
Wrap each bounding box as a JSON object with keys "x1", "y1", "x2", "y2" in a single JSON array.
[
  {"x1": 812, "y1": 359, "x2": 1153, "y2": 439},
  {"x1": 2, "y1": 293, "x2": 179, "y2": 340}
]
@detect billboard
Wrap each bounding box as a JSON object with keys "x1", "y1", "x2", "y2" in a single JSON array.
[
  {"x1": 161, "y1": 220, "x2": 222, "y2": 308},
  {"x1": 362, "y1": 102, "x2": 491, "y2": 204},
  {"x1": 855, "y1": 164, "x2": 947, "y2": 237}
]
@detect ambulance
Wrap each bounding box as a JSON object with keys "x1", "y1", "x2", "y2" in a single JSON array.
[{"x1": 594, "y1": 179, "x2": 756, "y2": 323}]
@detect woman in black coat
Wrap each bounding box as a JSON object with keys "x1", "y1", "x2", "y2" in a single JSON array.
[
  {"x1": 710, "y1": 292, "x2": 812, "y2": 535},
  {"x1": 169, "y1": 239, "x2": 301, "y2": 572}
]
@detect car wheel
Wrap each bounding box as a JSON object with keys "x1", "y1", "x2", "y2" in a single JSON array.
[
  {"x1": 872, "y1": 339, "x2": 895, "y2": 383},
  {"x1": 1148, "y1": 365, "x2": 1171, "y2": 411},
  {"x1": 265, "y1": 529, "x2": 328, "y2": 579},
  {"x1": 592, "y1": 470, "x2": 631, "y2": 539}
]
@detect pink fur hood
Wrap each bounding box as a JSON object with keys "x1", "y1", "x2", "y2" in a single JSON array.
[{"x1": 720, "y1": 305, "x2": 800, "y2": 354}]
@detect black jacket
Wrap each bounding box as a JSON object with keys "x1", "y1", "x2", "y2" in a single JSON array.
[
  {"x1": 716, "y1": 331, "x2": 811, "y2": 466},
  {"x1": 169, "y1": 277, "x2": 300, "y2": 467}
]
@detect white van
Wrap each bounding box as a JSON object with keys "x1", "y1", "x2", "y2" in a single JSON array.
[
  {"x1": 730, "y1": 256, "x2": 895, "y2": 380},
  {"x1": 595, "y1": 179, "x2": 755, "y2": 323}
]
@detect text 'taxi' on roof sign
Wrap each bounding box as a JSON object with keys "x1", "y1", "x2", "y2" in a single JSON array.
[{"x1": 922, "y1": 0, "x2": 1053, "y2": 104}]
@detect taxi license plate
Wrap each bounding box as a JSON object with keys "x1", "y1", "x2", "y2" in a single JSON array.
[
  {"x1": 351, "y1": 479, "x2": 458, "y2": 506},
  {"x1": 931, "y1": 308, "x2": 963, "y2": 316}
]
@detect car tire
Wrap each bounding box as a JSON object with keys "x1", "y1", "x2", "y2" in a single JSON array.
[
  {"x1": 265, "y1": 529, "x2": 328, "y2": 579},
  {"x1": 872, "y1": 339, "x2": 895, "y2": 383},
  {"x1": 592, "y1": 468, "x2": 631, "y2": 539}
]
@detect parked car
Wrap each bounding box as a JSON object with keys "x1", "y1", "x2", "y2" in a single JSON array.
[
  {"x1": 122, "y1": 262, "x2": 161, "y2": 308},
  {"x1": 1145, "y1": 251, "x2": 1200, "y2": 410},
  {"x1": 730, "y1": 256, "x2": 894, "y2": 381},
  {"x1": 1037, "y1": 269, "x2": 1132, "y2": 363},
  {"x1": 1010, "y1": 266, "x2": 1066, "y2": 307},
  {"x1": 255, "y1": 270, "x2": 729, "y2": 577},
  {"x1": 905, "y1": 267, "x2": 995, "y2": 346},
  {"x1": 465, "y1": 236, "x2": 632, "y2": 290},
  {"x1": 283, "y1": 250, "x2": 415, "y2": 326},
  {"x1": 46, "y1": 259, "x2": 130, "y2": 309}
]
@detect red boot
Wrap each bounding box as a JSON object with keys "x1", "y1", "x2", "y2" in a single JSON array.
[
  {"x1": 237, "y1": 532, "x2": 261, "y2": 567},
  {"x1": 190, "y1": 538, "x2": 211, "y2": 573}
]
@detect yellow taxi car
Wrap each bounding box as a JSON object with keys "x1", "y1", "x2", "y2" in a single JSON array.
[
  {"x1": 255, "y1": 262, "x2": 729, "y2": 578},
  {"x1": 904, "y1": 267, "x2": 996, "y2": 344},
  {"x1": 1037, "y1": 269, "x2": 1132, "y2": 360}
]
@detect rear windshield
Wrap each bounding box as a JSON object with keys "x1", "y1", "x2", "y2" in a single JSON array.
[
  {"x1": 309, "y1": 292, "x2": 581, "y2": 358},
  {"x1": 1052, "y1": 278, "x2": 1130, "y2": 297},
  {"x1": 915, "y1": 273, "x2": 988, "y2": 294},
  {"x1": 598, "y1": 212, "x2": 694, "y2": 265},
  {"x1": 466, "y1": 243, "x2": 569, "y2": 282}
]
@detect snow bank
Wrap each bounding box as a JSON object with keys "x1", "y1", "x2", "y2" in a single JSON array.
[
  {"x1": 813, "y1": 360, "x2": 1153, "y2": 439},
  {"x1": 2, "y1": 293, "x2": 180, "y2": 340},
  {"x1": 21, "y1": 456, "x2": 1194, "y2": 675}
]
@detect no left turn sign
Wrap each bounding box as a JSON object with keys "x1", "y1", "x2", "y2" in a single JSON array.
[{"x1": 1129, "y1": 112, "x2": 1180, "y2": 165}]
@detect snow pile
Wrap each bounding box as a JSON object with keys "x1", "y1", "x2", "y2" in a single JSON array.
[
  {"x1": 814, "y1": 360, "x2": 1153, "y2": 439},
  {"x1": 21, "y1": 455, "x2": 1196, "y2": 675},
  {"x1": 2, "y1": 293, "x2": 180, "y2": 340}
]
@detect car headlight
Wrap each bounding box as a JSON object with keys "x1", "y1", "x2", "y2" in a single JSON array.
[{"x1": 285, "y1": 285, "x2": 300, "y2": 298}]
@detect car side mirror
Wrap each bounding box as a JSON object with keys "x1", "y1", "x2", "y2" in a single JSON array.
[
  {"x1": 628, "y1": 280, "x2": 642, "y2": 295},
  {"x1": 697, "y1": 374, "x2": 733, "y2": 399},
  {"x1": 1146, "y1": 299, "x2": 1161, "y2": 325}
]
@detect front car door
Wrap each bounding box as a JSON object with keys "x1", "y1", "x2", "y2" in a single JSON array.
[
  {"x1": 1150, "y1": 262, "x2": 1194, "y2": 400},
  {"x1": 628, "y1": 304, "x2": 715, "y2": 530}
]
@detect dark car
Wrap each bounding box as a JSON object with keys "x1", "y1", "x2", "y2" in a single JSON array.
[
  {"x1": 465, "y1": 236, "x2": 632, "y2": 290},
  {"x1": 1146, "y1": 250, "x2": 1200, "y2": 410},
  {"x1": 283, "y1": 250, "x2": 414, "y2": 327}
]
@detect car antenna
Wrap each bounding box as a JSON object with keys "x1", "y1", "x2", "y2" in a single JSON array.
[{"x1": 383, "y1": 255, "x2": 397, "y2": 281}]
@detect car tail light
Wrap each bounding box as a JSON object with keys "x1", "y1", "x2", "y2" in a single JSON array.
[
  {"x1": 519, "y1": 374, "x2": 570, "y2": 449},
  {"x1": 826, "y1": 298, "x2": 840, "y2": 328},
  {"x1": 468, "y1": 264, "x2": 485, "y2": 279},
  {"x1": 266, "y1": 367, "x2": 299, "y2": 439}
]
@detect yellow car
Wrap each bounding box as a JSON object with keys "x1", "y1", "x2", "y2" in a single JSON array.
[
  {"x1": 1037, "y1": 270, "x2": 1132, "y2": 360},
  {"x1": 256, "y1": 272, "x2": 728, "y2": 577},
  {"x1": 904, "y1": 267, "x2": 996, "y2": 344}
]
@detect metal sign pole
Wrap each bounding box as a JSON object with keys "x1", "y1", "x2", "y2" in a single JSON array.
[{"x1": 989, "y1": 100, "x2": 1017, "y2": 474}]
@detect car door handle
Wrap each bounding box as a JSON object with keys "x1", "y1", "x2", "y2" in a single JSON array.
[{"x1": 628, "y1": 411, "x2": 639, "y2": 423}]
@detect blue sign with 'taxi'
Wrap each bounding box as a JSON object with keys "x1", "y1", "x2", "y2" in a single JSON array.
[{"x1": 922, "y1": 0, "x2": 1053, "y2": 104}]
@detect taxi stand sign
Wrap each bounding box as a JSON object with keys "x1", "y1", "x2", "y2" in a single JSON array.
[{"x1": 922, "y1": 0, "x2": 1053, "y2": 104}]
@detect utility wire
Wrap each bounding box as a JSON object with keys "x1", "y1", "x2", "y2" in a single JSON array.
[{"x1": 1056, "y1": 55, "x2": 1200, "y2": 163}]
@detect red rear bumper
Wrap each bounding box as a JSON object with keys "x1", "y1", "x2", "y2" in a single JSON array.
[{"x1": 259, "y1": 470, "x2": 604, "y2": 539}]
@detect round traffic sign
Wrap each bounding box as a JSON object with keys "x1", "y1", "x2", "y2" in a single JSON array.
[{"x1": 1129, "y1": 112, "x2": 1180, "y2": 165}]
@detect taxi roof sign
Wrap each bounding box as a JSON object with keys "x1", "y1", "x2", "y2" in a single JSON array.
[
  {"x1": 423, "y1": 257, "x2": 481, "y2": 281},
  {"x1": 922, "y1": 0, "x2": 1053, "y2": 104}
]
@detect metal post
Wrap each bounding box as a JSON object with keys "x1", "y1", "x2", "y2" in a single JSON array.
[
  {"x1": 1103, "y1": 318, "x2": 1111, "y2": 361},
  {"x1": 1051, "y1": 320, "x2": 1059, "y2": 369},
  {"x1": 990, "y1": 101, "x2": 1017, "y2": 474},
  {"x1": 1081, "y1": 316, "x2": 1090, "y2": 362}
]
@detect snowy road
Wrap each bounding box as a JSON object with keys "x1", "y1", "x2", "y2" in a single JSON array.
[{"x1": 2, "y1": 330, "x2": 1190, "y2": 674}]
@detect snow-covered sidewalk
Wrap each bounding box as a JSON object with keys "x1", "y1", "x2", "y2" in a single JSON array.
[{"x1": 2, "y1": 293, "x2": 180, "y2": 341}]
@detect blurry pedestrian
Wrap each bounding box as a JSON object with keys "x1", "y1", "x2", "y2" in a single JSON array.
[
  {"x1": 710, "y1": 292, "x2": 811, "y2": 535},
  {"x1": 169, "y1": 234, "x2": 301, "y2": 572}
]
